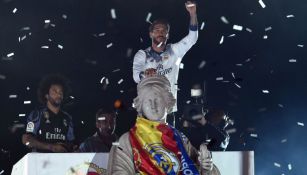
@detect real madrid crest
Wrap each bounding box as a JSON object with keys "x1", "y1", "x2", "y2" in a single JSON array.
[
  {"x1": 63, "y1": 119, "x2": 67, "y2": 127},
  {"x1": 44, "y1": 111, "x2": 51, "y2": 123}
]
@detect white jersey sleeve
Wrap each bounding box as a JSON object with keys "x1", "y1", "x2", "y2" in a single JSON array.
[
  {"x1": 171, "y1": 30, "x2": 198, "y2": 59},
  {"x1": 132, "y1": 50, "x2": 146, "y2": 83}
]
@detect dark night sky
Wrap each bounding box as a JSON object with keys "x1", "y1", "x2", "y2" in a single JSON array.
[{"x1": 1, "y1": 0, "x2": 307, "y2": 174}]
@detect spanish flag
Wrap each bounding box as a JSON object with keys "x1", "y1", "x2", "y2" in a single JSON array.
[{"x1": 129, "y1": 117, "x2": 199, "y2": 175}]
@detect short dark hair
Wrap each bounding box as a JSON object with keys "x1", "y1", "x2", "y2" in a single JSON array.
[
  {"x1": 37, "y1": 74, "x2": 71, "y2": 104},
  {"x1": 149, "y1": 19, "x2": 170, "y2": 32},
  {"x1": 95, "y1": 107, "x2": 116, "y2": 121}
]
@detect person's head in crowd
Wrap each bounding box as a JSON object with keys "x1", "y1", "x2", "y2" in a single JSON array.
[
  {"x1": 95, "y1": 108, "x2": 116, "y2": 137},
  {"x1": 133, "y1": 75, "x2": 175, "y2": 122},
  {"x1": 37, "y1": 74, "x2": 71, "y2": 108},
  {"x1": 149, "y1": 19, "x2": 170, "y2": 46}
]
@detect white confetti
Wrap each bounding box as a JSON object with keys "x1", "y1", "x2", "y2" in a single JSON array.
[
  {"x1": 228, "y1": 34, "x2": 236, "y2": 37},
  {"x1": 198, "y1": 60, "x2": 206, "y2": 69},
  {"x1": 297, "y1": 44, "x2": 304, "y2": 48},
  {"x1": 289, "y1": 59, "x2": 297, "y2": 63},
  {"x1": 179, "y1": 63, "x2": 184, "y2": 69},
  {"x1": 233, "y1": 25, "x2": 243, "y2": 31},
  {"x1": 216, "y1": 77, "x2": 223, "y2": 81},
  {"x1": 7, "y1": 52, "x2": 14, "y2": 57},
  {"x1": 297, "y1": 122, "x2": 304, "y2": 126},
  {"x1": 186, "y1": 4, "x2": 195, "y2": 7},
  {"x1": 112, "y1": 69, "x2": 121, "y2": 73},
  {"x1": 175, "y1": 57, "x2": 181, "y2": 66},
  {"x1": 274, "y1": 162, "x2": 281, "y2": 168},
  {"x1": 100, "y1": 77, "x2": 105, "y2": 84},
  {"x1": 70, "y1": 96, "x2": 75, "y2": 99},
  {"x1": 19, "y1": 114, "x2": 26, "y2": 117},
  {"x1": 98, "y1": 117, "x2": 105, "y2": 121},
  {"x1": 106, "y1": 78, "x2": 109, "y2": 85},
  {"x1": 258, "y1": 0, "x2": 266, "y2": 8},
  {"x1": 236, "y1": 63, "x2": 243, "y2": 66},
  {"x1": 44, "y1": 19, "x2": 51, "y2": 24},
  {"x1": 98, "y1": 33, "x2": 106, "y2": 37},
  {"x1": 21, "y1": 26, "x2": 30, "y2": 31},
  {"x1": 286, "y1": 14, "x2": 295, "y2": 18},
  {"x1": 281, "y1": 139, "x2": 287, "y2": 143},
  {"x1": 219, "y1": 36, "x2": 224, "y2": 44},
  {"x1": 21, "y1": 35, "x2": 27, "y2": 41},
  {"x1": 118, "y1": 79, "x2": 123, "y2": 84},
  {"x1": 62, "y1": 14, "x2": 67, "y2": 19},
  {"x1": 146, "y1": 12, "x2": 152, "y2": 22},
  {"x1": 112, "y1": 142, "x2": 120, "y2": 146},
  {"x1": 26, "y1": 86, "x2": 30, "y2": 90},
  {"x1": 246, "y1": 28, "x2": 253, "y2": 32},
  {"x1": 220, "y1": 16, "x2": 229, "y2": 24},
  {"x1": 0, "y1": 74, "x2": 6, "y2": 80},
  {"x1": 200, "y1": 22, "x2": 205, "y2": 30},
  {"x1": 48, "y1": 39, "x2": 52, "y2": 42},
  {"x1": 263, "y1": 35, "x2": 268, "y2": 39},
  {"x1": 110, "y1": 9, "x2": 116, "y2": 19},
  {"x1": 157, "y1": 42, "x2": 163, "y2": 48},
  {"x1": 231, "y1": 73, "x2": 236, "y2": 79},
  {"x1": 265, "y1": 26, "x2": 272, "y2": 31},
  {"x1": 120, "y1": 90, "x2": 124, "y2": 93},
  {"x1": 278, "y1": 104, "x2": 284, "y2": 108},
  {"x1": 234, "y1": 83, "x2": 241, "y2": 88},
  {"x1": 262, "y1": 90, "x2": 269, "y2": 94},
  {"x1": 226, "y1": 128, "x2": 237, "y2": 134},
  {"x1": 245, "y1": 58, "x2": 251, "y2": 62},
  {"x1": 288, "y1": 164, "x2": 292, "y2": 170},
  {"x1": 50, "y1": 24, "x2": 56, "y2": 27},
  {"x1": 106, "y1": 43, "x2": 113, "y2": 48},
  {"x1": 126, "y1": 48, "x2": 133, "y2": 57},
  {"x1": 23, "y1": 101, "x2": 31, "y2": 104},
  {"x1": 9, "y1": 95, "x2": 17, "y2": 98},
  {"x1": 250, "y1": 133, "x2": 258, "y2": 138},
  {"x1": 39, "y1": 130, "x2": 42, "y2": 135},
  {"x1": 57, "y1": 44, "x2": 63, "y2": 49},
  {"x1": 81, "y1": 121, "x2": 84, "y2": 124},
  {"x1": 41, "y1": 46, "x2": 49, "y2": 49},
  {"x1": 186, "y1": 100, "x2": 191, "y2": 104},
  {"x1": 25, "y1": 142, "x2": 30, "y2": 146},
  {"x1": 12, "y1": 8, "x2": 17, "y2": 13}
]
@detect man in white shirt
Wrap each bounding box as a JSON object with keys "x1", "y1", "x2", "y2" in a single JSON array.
[{"x1": 133, "y1": 1, "x2": 198, "y2": 115}]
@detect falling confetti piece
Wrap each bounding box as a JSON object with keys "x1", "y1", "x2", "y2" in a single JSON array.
[
  {"x1": 234, "y1": 83, "x2": 241, "y2": 88},
  {"x1": 0, "y1": 74, "x2": 6, "y2": 80},
  {"x1": 281, "y1": 139, "x2": 287, "y2": 143},
  {"x1": 25, "y1": 142, "x2": 30, "y2": 146},
  {"x1": 100, "y1": 77, "x2": 105, "y2": 84},
  {"x1": 57, "y1": 44, "x2": 63, "y2": 49},
  {"x1": 274, "y1": 162, "x2": 281, "y2": 168},
  {"x1": 179, "y1": 63, "x2": 184, "y2": 69},
  {"x1": 226, "y1": 128, "x2": 237, "y2": 134},
  {"x1": 198, "y1": 60, "x2": 206, "y2": 69},
  {"x1": 157, "y1": 42, "x2": 163, "y2": 48},
  {"x1": 7, "y1": 52, "x2": 14, "y2": 57},
  {"x1": 219, "y1": 36, "x2": 224, "y2": 44},
  {"x1": 297, "y1": 44, "x2": 304, "y2": 47},
  {"x1": 231, "y1": 72, "x2": 235, "y2": 78},
  {"x1": 62, "y1": 14, "x2": 67, "y2": 19},
  {"x1": 288, "y1": 164, "x2": 292, "y2": 170},
  {"x1": 289, "y1": 59, "x2": 297, "y2": 63},
  {"x1": 186, "y1": 4, "x2": 195, "y2": 7},
  {"x1": 265, "y1": 26, "x2": 272, "y2": 31},
  {"x1": 186, "y1": 100, "x2": 191, "y2": 104},
  {"x1": 262, "y1": 90, "x2": 269, "y2": 94},
  {"x1": 286, "y1": 14, "x2": 295, "y2": 18},
  {"x1": 19, "y1": 114, "x2": 26, "y2": 117},
  {"x1": 112, "y1": 68, "x2": 121, "y2": 72},
  {"x1": 44, "y1": 20, "x2": 51, "y2": 23},
  {"x1": 278, "y1": 104, "x2": 284, "y2": 108},
  {"x1": 259, "y1": 0, "x2": 266, "y2": 8},
  {"x1": 98, "y1": 33, "x2": 106, "y2": 36},
  {"x1": 118, "y1": 79, "x2": 123, "y2": 84},
  {"x1": 263, "y1": 35, "x2": 268, "y2": 39},
  {"x1": 228, "y1": 34, "x2": 236, "y2": 37},
  {"x1": 9, "y1": 95, "x2": 17, "y2": 98},
  {"x1": 146, "y1": 12, "x2": 152, "y2": 22},
  {"x1": 126, "y1": 48, "x2": 133, "y2": 57},
  {"x1": 12, "y1": 8, "x2": 17, "y2": 13},
  {"x1": 216, "y1": 77, "x2": 223, "y2": 81},
  {"x1": 98, "y1": 117, "x2": 105, "y2": 121},
  {"x1": 112, "y1": 142, "x2": 120, "y2": 146},
  {"x1": 81, "y1": 121, "x2": 84, "y2": 124},
  {"x1": 106, "y1": 43, "x2": 113, "y2": 48},
  {"x1": 246, "y1": 28, "x2": 253, "y2": 32},
  {"x1": 24, "y1": 101, "x2": 31, "y2": 104},
  {"x1": 200, "y1": 22, "x2": 205, "y2": 30},
  {"x1": 250, "y1": 133, "x2": 258, "y2": 138},
  {"x1": 220, "y1": 16, "x2": 229, "y2": 24},
  {"x1": 120, "y1": 90, "x2": 124, "y2": 93},
  {"x1": 233, "y1": 25, "x2": 243, "y2": 31},
  {"x1": 297, "y1": 122, "x2": 304, "y2": 126},
  {"x1": 41, "y1": 46, "x2": 49, "y2": 49},
  {"x1": 0, "y1": 170, "x2": 4, "y2": 175},
  {"x1": 111, "y1": 9, "x2": 116, "y2": 19}
]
